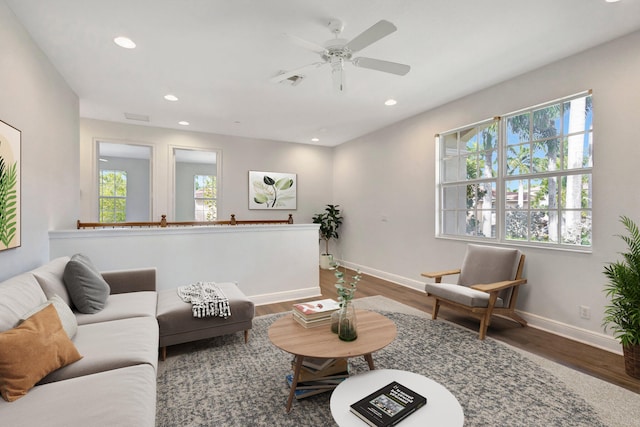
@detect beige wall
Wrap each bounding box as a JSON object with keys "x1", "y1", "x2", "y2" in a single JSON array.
[
  {"x1": 333, "y1": 30, "x2": 640, "y2": 352},
  {"x1": 0, "y1": 2, "x2": 79, "y2": 280}
]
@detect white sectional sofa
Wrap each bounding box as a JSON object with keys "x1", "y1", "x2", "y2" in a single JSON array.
[{"x1": 0, "y1": 256, "x2": 159, "y2": 427}]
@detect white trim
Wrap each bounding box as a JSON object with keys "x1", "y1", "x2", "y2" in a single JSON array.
[{"x1": 518, "y1": 311, "x2": 622, "y2": 355}]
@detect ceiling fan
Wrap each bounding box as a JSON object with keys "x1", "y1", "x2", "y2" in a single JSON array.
[{"x1": 271, "y1": 19, "x2": 411, "y2": 92}]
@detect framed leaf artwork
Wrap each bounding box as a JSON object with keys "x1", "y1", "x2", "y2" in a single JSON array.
[
  {"x1": 0, "y1": 120, "x2": 20, "y2": 251},
  {"x1": 248, "y1": 171, "x2": 296, "y2": 210}
]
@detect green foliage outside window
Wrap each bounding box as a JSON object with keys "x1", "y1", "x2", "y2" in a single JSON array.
[{"x1": 99, "y1": 170, "x2": 127, "y2": 222}]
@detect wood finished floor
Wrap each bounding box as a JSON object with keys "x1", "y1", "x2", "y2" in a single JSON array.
[{"x1": 256, "y1": 268, "x2": 640, "y2": 394}]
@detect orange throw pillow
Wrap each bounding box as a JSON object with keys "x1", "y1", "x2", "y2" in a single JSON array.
[{"x1": 0, "y1": 304, "x2": 82, "y2": 402}]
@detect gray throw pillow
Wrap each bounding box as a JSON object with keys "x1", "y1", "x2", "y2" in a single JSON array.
[
  {"x1": 63, "y1": 254, "x2": 110, "y2": 314},
  {"x1": 21, "y1": 295, "x2": 78, "y2": 339}
]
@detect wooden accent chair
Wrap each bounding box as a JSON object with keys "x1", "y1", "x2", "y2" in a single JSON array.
[{"x1": 422, "y1": 244, "x2": 527, "y2": 340}]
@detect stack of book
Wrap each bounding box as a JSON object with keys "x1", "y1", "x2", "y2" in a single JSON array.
[
  {"x1": 292, "y1": 298, "x2": 340, "y2": 328},
  {"x1": 286, "y1": 357, "x2": 349, "y2": 399}
]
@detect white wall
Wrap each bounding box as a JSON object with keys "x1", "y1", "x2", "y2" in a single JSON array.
[
  {"x1": 49, "y1": 225, "x2": 320, "y2": 305},
  {"x1": 79, "y1": 119, "x2": 333, "y2": 226},
  {"x1": 334, "y1": 30, "x2": 640, "y2": 353},
  {"x1": 0, "y1": 1, "x2": 79, "y2": 281}
]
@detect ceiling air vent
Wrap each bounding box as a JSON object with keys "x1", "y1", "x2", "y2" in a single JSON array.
[{"x1": 124, "y1": 112, "x2": 150, "y2": 122}]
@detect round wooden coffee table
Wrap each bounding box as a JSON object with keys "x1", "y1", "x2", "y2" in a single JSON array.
[
  {"x1": 268, "y1": 309, "x2": 397, "y2": 413},
  {"x1": 330, "y1": 369, "x2": 464, "y2": 426}
]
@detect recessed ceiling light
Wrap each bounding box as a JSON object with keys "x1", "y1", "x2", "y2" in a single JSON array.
[
  {"x1": 178, "y1": 121, "x2": 190, "y2": 126},
  {"x1": 164, "y1": 94, "x2": 178, "y2": 101},
  {"x1": 605, "y1": 0, "x2": 620, "y2": 3},
  {"x1": 311, "y1": 137, "x2": 320, "y2": 142},
  {"x1": 113, "y1": 36, "x2": 136, "y2": 49},
  {"x1": 384, "y1": 99, "x2": 397, "y2": 106}
]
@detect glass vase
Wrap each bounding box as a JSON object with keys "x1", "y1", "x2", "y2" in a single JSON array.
[
  {"x1": 338, "y1": 300, "x2": 358, "y2": 341},
  {"x1": 331, "y1": 309, "x2": 340, "y2": 334}
]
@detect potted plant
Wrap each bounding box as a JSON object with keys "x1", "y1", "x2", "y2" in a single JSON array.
[
  {"x1": 603, "y1": 215, "x2": 640, "y2": 379},
  {"x1": 312, "y1": 204, "x2": 342, "y2": 269}
]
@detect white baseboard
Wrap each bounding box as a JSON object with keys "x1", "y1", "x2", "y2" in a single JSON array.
[
  {"x1": 251, "y1": 287, "x2": 321, "y2": 306},
  {"x1": 518, "y1": 311, "x2": 622, "y2": 355},
  {"x1": 338, "y1": 259, "x2": 622, "y2": 355}
]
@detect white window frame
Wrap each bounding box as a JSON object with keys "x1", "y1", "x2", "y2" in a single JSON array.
[
  {"x1": 99, "y1": 169, "x2": 127, "y2": 222},
  {"x1": 193, "y1": 174, "x2": 217, "y2": 221},
  {"x1": 436, "y1": 91, "x2": 593, "y2": 252}
]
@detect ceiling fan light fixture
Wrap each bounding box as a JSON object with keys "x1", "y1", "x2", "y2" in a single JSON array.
[
  {"x1": 113, "y1": 36, "x2": 136, "y2": 49},
  {"x1": 384, "y1": 99, "x2": 398, "y2": 106}
]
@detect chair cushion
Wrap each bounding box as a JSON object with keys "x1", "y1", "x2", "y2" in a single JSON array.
[
  {"x1": 0, "y1": 305, "x2": 82, "y2": 402},
  {"x1": 63, "y1": 254, "x2": 110, "y2": 314},
  {"x1": 457, "y1": 244, "x2": 521, "y2": 286},
  {"x1": 425, "y1": 282, "x2": 505, "y2": 308}
]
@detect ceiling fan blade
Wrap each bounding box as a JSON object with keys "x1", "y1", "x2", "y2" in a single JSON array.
[
  {"x1": 270, "y1": 62, "x2": 326, "y2": 83},
  {"x1": 285, "y1": 33, "x2": 328, "y2": 55},
  {"x1": 352, "y1": 57, "x2": 411, "y2": 76},
  {"x1": 344, "y1": 20, "x2": 397, "y2": 53}
]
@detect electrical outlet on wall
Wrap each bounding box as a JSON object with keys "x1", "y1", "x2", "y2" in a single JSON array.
[{"x1": 579, "y1": 305, "x2": 591, "y2": 319}]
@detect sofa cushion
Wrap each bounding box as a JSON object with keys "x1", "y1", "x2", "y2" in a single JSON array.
[
  {"x1": 39, "y1": 316, "x2": 159, "y2": 384},
  {"x1": 74, "y1": 291, "x2": 157, "y2": 326},
  {"x1": 32, "y1": 256, "x2": 72, "y2": 306},
  {"x1": 0, "y1": 364, "x2": 157, "y2": 427},
  {"x1": 63, "y1": 254, "x2": 110, "y2": 314},
  {"x1": 20, "y1": 295, "x2": 78, "y2": 339},
  {"x1": 0, "y1": 272, "x2": 47, "y2": 333},
  {"x1": 0, "y1": 305, "x2": 82, "y2": 402}
]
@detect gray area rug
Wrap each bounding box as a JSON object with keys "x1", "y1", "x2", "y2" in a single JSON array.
[{"x1": 156, "y1": 297, "x2": 632, "y2": 426}]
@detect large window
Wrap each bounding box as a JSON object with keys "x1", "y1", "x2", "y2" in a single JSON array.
[
  {"x1": 437, "y1": 92, "x2": 593, "y2": 249},
  {"x1": 99, "y1": 170, "x2": 127, "y2": 222}
]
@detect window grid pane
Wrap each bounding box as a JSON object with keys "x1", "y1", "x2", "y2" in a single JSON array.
[
  {"x1": 99, "y1": 170, "x2": 127, "y2": 223},
  {"x1": 438, "y1": 93, "x2": 592, "y2": 249}
]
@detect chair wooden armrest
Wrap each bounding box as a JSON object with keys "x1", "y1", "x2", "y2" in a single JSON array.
[
  {"x1": 421, "y1": 269, "x2": 461, "y2": 282},
  {"x1": 471, "y1": 278, "x2": 527, "y2": 293}
]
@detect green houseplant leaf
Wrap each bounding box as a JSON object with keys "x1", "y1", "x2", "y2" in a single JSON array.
[
  {"x1": 0, "y1": 158, "x2": 18, "y2": 248},
  {"x1": 603, "y1": 216, "x2": 640, "y2": 347},
  {"x1": 312, "y1": 204, "x2": 342, "y2": 255}
]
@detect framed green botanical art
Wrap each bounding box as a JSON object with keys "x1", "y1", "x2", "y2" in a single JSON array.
[
  {"x1": 0, "y1": 120, "x2": 20, "y2": 251},
  {"x1": 248, "y1": 171, "x2": 296, "y2": 210}
]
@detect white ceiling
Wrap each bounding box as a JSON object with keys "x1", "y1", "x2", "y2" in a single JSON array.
[{"x1": 6, "y1": 0, "x2": 640, "y2": 146}]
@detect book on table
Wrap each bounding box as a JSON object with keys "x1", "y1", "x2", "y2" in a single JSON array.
[
  {"x1": 349, "y1": 381, "x2": 427, "y2": 426},
  {"x1": 292, "y1": 298, "x2": 340, "y2": 320},
  {"x1": 292, "y1": 310, "x2": 333, "y2": 328}
]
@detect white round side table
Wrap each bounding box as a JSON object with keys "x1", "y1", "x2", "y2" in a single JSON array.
[{"x1": 330, "y1": 369, "x2": 464, "y2": 427}]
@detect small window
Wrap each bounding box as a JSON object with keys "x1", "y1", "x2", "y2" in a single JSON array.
[
  {"x1": 99, "y1": 170, "x2": 127, "y2": 222},
  {"x1": 194, "y1": 174, "x2": 217, "y2": 221}
]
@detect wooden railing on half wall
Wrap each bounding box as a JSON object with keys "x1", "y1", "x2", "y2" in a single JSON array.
[{"x1": 76, "y1": 214, "x2": 294, "y2": 229}]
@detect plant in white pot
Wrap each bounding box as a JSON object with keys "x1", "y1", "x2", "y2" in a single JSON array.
[
  {"x1": 603, "y1": 215, "x2": 640, "y2": 379},
  {"x1": 312, "y1": 204, "x2": 342, "y2": 269}
]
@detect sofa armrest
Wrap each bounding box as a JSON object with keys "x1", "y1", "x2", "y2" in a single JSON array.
[{"x1": 101, "y1": 268, "x2": 157, "y2": 294}]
